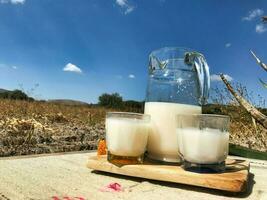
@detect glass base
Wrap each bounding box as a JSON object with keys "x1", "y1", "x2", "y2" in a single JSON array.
[
  {"x1": 107, "y1": 151, "x2": 144, "y2": 166},
  {"x1": 183, "y1": 160, "x2": 225, "y2": 173},
  {"x1": 147, "y1": 153, "x2": 181, "y2": 163}
]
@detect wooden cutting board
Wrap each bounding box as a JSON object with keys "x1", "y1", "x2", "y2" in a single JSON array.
[{"x1": 87, "y1": 155, "x2": 250, "y2": 193}]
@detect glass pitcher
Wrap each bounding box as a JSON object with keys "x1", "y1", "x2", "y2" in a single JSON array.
[{"x1": 144, "y1": 47, "x2": 210, "y2": 162}]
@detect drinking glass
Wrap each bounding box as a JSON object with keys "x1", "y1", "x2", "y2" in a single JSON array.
[
  {"x1": 106, "y1": 112, "x2": 150, "y2": 165},
  {"x1": 177, "y1": 114, "x2": 230, "y2": 172}
]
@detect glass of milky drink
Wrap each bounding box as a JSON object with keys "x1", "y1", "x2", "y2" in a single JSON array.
[
  {"x1": 177, "y1": 114, "x2": 230, "y2": 173},
  {"x1": 106, "y1": 112, "x2": 151, "y2": 165}
]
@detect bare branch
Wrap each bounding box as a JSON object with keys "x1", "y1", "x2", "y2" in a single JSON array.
[
  {"x1": 220, "y1": 74, "x2": 267, "y2": 129},
  {"x1": 250, "y1": 50, "x2": 267, "y2": 72}
]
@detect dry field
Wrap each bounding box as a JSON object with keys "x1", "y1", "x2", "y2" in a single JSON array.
[
  {"x1": 0, "y1": 99, "x2": 266, "y2": 157},
  {"x1": 0, "y1": 99, "x2": 108, "y2": 157},
  {"x1": 206, "y1": 85, "x2": 267, "y2": 153},
  {"x1": 203, "y1": 104, "x2": 267, "y2": 152}
]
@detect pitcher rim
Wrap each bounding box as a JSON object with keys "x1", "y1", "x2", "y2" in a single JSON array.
[{"x1": 149, "y1": 47, "x2": 199, "y2": 57}]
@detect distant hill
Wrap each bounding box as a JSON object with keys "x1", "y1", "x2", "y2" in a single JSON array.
[
  {"x1": 0, "y1": 88, "x2": 10, "y2": 93},
  {"x1": 47, "y1": 99, "x2": 90, "y2": 106}
]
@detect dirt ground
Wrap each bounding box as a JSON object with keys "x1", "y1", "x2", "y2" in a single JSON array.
[{"x1": 0, "y1": 152, "x2": 266, "y2": 200}]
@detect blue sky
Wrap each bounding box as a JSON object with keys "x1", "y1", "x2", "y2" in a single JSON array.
[{"x1": 0, "y1": 0, "x2": 267, "y2": 103}]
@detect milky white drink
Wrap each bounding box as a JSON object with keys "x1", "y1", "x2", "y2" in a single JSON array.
[
  {"x1": 177, "y1": 128, "x2": 229, "y2": 164},
  {"x1": 106, "y1": 118, "x2": 150, "y2": 157},
  {"x1": 145, "y1": 102, "x2": 201, "y2": 162}
]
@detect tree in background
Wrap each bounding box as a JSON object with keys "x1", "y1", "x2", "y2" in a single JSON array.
[
  {"x1": 0, "y1": 90, "x2": 34, "y2": 101},
  {"x1": 123, "y1": 100, "x2": 144, "y2": 113},
  {"x1": 98, "y1": 93, "x2": 123, "y2": 108}
]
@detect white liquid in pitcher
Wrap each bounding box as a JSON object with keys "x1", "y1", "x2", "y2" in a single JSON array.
[
  {"x1": 144, "y1": 102, "x2": 201, "y2": 162},
  {"x1": 106, "y1": 118, "x2": 150, "y2": 157},
  {"x1": 177, "y1": 128, "x2": 229, "y2": 164}
]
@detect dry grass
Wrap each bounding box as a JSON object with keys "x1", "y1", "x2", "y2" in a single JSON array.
[
  {"x1": 204, "y1": 104, "x2": 267, "y2": 152},
  {"x1": 207, "y1": 84, "x2": 267, "y2": 152},
  {"x1": 0, "y1": 99, "x2": 108, "y2": 156},
  {"x1": 0, "y1": 93, "x2": 266, "y2": 157}
]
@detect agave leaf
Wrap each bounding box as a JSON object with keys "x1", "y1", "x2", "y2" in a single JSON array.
[
  {"x1": 251, "y1": 117, "x2": 258, "y2": 135},
  {"x1": 250, "y1": 50, "x2": 267, "y2": 71},
  {"x1": 259, "y1": 78, "x2": 267, "y2": 89},
  {"x1": 220, "y1": 74, "x2": 267, "y2": 129},
  {"x1": 229, "y1": 143, "x2": 267, "y2": 160}
]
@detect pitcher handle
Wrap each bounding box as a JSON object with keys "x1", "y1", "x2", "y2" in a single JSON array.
[{"x1": 184, "y1": 52, "x2": 210, "y2": 105}]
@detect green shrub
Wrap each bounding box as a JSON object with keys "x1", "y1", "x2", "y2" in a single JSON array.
[
  {"x1": 98, "y1": 93, "x2": 123, "y2": 108},
  {"x1": 0, "y1": 90, "x2": 34, "y2": 101}
]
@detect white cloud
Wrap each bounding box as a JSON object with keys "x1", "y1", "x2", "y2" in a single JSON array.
[
  {"x1": 0, "y1": 0, "x2": 25, "y2": 4},
  {"x1": 211, "y1": 74, "x2": 233, "y2": 82},
  {"x1": 11, "y1": 0, "x2": 24, "y2": 4},
  {"x1": 225, "y1": 43, "x2": 231, "y2": 48},
  {"x1": 125, "y1": 6, "x2": 134, "y2": 14},
  {"x1": 116, "y1": 0, "x2": 127, "y2": 7},
  {"x1": 63, "y1": 63, "x2": 82, "y2": 74},
  {"x1": 242, "y1": 9, "x2": 264, "y2": 21},
  {"x1": 115, "y1": 0, "x2": 135, "y2": 15},
  {"x1": 256, "y1": 24, "x2": 267, "y2": 34},
  {"x1": 0, "y1": 63, "x2": 18, "y2": 70},
  {"x1": 128, "y1": 74, "x2": 135, "y2": 79}
]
